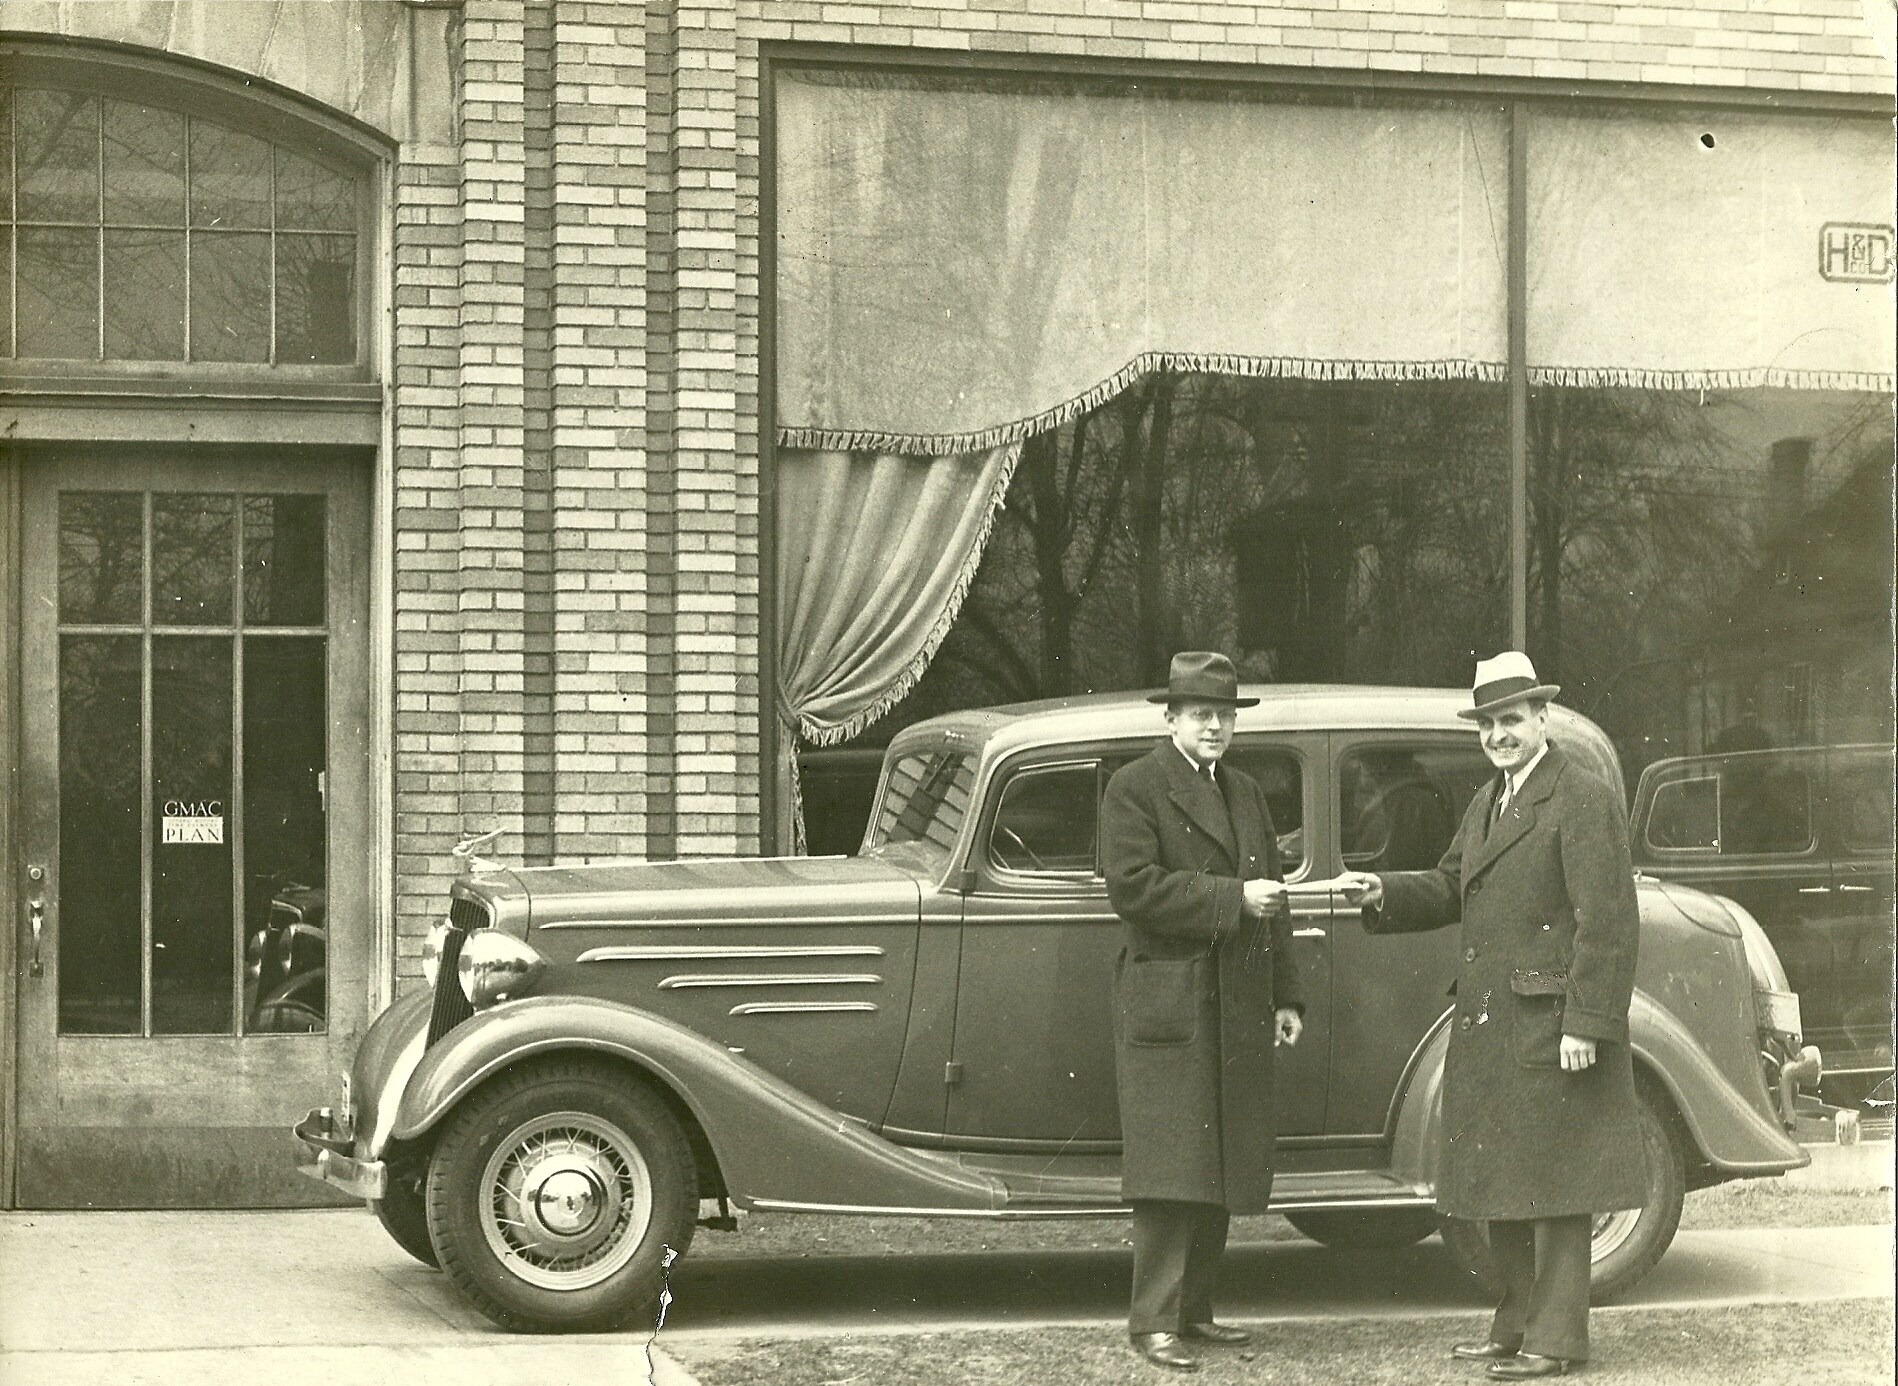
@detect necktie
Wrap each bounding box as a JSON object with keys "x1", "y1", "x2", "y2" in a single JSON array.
[{"x1": 1495, "y1": 781, "x2": 1512, "y2": 823}]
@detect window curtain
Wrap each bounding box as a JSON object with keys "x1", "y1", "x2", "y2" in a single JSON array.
[
  {"x1": 1526, "y1": 109, "x2": 1895, "y2": 390},
  {"x1": 775, "y1": 443, "x2": 1019, "y2": 849},
  {"x1": 777, "y1": 70, "x2": 1510, "y2": 455}
]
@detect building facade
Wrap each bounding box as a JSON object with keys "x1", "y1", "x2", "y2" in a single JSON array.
[{"x1": 1, "y1": 0, "x2": 1891, "y2": 1205}]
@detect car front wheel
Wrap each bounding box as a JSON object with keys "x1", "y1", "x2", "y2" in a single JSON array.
[
  {"x1": 1437, "y1": 1086, "x2": 1688, "y2": 1304},
  {"x1": 424, "y1": 1059, "x2": 697, "y2": 1332}
]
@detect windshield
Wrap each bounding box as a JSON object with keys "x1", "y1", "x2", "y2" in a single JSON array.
[{"x1": 861, "y1": 746, "x2": 976, "y2": 866}]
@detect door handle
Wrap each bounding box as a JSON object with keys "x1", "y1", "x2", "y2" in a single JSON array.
[
  {"x1": 1796, "y1": 886, "x2": 1832, "y2": 895},
  {"x1": 1837, "y1": 884, "x2": 1875, "y2": 894},
  {"x1": 27, "y1": 893, "x2": 45, "y2": 977},
  {"x1": 1292, "y1": 926, "x2": 1328, "y2": 938}
]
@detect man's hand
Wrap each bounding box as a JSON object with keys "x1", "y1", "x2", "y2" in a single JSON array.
[
  {"x1": 1242, "y1": 877, "x2": 1287, "y2": 919},
  {"x1": 1337, "y1": 871, "x2": 1383, "y2": 908},
  {"x1": 1275, "y1": 1008, "x2": 1303, "y2": 1047},
  {"x1": 1559, "y1": 1034, "x2": 1597, "y2": 1071}
]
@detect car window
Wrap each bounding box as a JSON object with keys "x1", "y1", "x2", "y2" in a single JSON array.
[
  {"x1": 1223, "y1": 746, "x2": 1305, "y2": 874},
  {"x1": 1339, "y1": 743, "x2": 1489, "y2": 871},
  {"x1": 988, "y1": 761, "x2": 1099, "y2": 876},
  {"x1": 1647, "y1": 774, "x2": 1719, "y2": 852},
  {"x1": 1718, "y1": 760, "x2": 1815, "y2": 855},
  {"x1": 1833, "y1": 752, "x2": 1894, "y2": 856},
  {"x1": 863, "y1": 748, "x2": 976, "y2": 858},
  {"x1": 1645, "y1": 757, "x2": 1817, "y2": 857}
]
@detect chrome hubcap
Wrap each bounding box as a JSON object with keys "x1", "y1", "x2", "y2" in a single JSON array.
[
  {"x1": 478, "y1": 1112, "x2": 653, "y2": 1291},
  {"x1": 1591, "y1": 1207, "x2": 1641, "y2": 1262}
]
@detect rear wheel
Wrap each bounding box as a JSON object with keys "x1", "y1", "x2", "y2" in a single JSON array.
[
  {"x1": 1285, "y1": 1207, "x2": 1438, "y2": 1249},
  {"x1": 1438, "y1": 1087, "x2": 1688, "y2": 1304},
  {"x1": 425, "y1": 1059, "x2": 696, "y2": 1332}
]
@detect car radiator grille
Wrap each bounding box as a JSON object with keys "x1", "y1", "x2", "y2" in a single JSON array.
[{"x1": 426, "y1": 897, "x2": 492, "y2": 1047}]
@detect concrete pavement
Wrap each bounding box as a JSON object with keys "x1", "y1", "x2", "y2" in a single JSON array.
[{"x1": 1, "y1": 1199, "x2": 1891, "y2": 1386}]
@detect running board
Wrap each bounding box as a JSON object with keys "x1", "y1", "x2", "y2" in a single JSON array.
[{"x1": 972, "y1": 1161, "x2": 1430, "y2": 1215}]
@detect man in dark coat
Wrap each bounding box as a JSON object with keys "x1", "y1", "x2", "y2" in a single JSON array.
[
  {"x1": 1342, "y1": 652, "x2": 1646, "y2": 1380},
  {"x1": 1101, "y1": 650, "x2": 1305, "y2": 1373}
]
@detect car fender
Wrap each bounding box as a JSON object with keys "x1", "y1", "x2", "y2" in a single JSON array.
[
  {"x1": 1389, "y1": 988, "x2": 1805, "y2": 1185},
  {"x1": 388, "y1": 993, "x2": 1007, "y2": 1212}
]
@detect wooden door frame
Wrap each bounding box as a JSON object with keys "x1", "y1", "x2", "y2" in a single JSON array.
[
  {"x1": 2, "y1": 448, "x2": 20, "y2": 1206},
  {"x1": 8, "y1": 444, "x2": 377, "y2": 1207}
]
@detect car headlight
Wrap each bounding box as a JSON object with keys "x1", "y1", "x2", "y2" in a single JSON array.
[
  {"x1": 421, "y1": 918, "x2": 453, "y2": 987},
  {"x1": 457, "y1": 932, "x2": 546, "y2": 1009}
]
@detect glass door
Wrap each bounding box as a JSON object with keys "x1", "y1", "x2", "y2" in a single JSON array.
[{"x1": 16, "y1": 450, "x2": 371, "y2": 1207}]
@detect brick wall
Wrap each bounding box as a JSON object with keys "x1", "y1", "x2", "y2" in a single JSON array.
[{"x1": 7, "y1": 0, "x2": 1889, "y2": 983}]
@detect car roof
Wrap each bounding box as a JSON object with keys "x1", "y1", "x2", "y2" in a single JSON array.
[{"x1": 890, "y1": 684, "x2": 1603, "y2": 761}]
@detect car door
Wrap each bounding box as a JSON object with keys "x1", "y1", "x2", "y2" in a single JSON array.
[
  {"x1": 945, "y1": 740, "x2": 1322, "y2": 1147},
  {"x1": 1823, "y1": 746, "x2": 1895, "y2": 1085},
  {"x1": 1635, "y1": 750, "x2": 1830, "y2": 1047},
  {"x1": 1320, "y1": 734, "x2": 1490, "y2": 1139},
  {"x1": 945, "y1": 753, "x2": 1123, "y2": 1145}
]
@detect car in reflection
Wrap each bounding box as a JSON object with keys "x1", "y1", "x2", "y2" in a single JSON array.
[
  {"x1": 296, "y1": 687, "x2": 1824, "y2": 1332},
  {"x1": 245, "y1": 880, "x2": 326, "y2": 1033},
  {"x1": 1629, "y1": 744, "x2": 1893, "y2": 1108}
]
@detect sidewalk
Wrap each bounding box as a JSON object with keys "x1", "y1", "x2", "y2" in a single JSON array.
[{"x1": 1, "y1": 1195, "x2": 1890, "y2": 1386}]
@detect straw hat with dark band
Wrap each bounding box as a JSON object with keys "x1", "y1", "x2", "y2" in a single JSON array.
[{"x1": 1458, "y1": 651, "x2": 1561, "y2": 720}]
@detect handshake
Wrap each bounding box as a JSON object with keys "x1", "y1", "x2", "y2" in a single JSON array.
[{"x1": 1240, "y1": 878, "x2": 1288, "y2": 919}]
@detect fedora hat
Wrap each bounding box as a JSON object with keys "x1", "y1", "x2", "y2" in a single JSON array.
[
  {"x1": 1459, "y1": 651, "x2": 1561, "y2": 720},
  {"x1": 1147, "y1": 651, "x2": 1260, "y2": 708}
]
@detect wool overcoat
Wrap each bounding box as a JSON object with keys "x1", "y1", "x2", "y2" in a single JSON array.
[
  {"x1": 1102, "y1": 741, "x2": 1303, "y2": 1212},
  {"x1": 1366, "y1": 740, "x2": 1648, "y2": 1220}
]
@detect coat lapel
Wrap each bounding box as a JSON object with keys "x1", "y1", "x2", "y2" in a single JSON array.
[
  {"x1": 1159, "y1": 745, "x2": 1238, "y2": 867},
  {"x1": 1464, "y1": 745, "x2": 1565, "y2": 882}
]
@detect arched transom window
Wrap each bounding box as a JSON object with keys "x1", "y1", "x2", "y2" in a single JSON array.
[{"x1": 2, "y1": 74, "x2": 370, "y2": 371}]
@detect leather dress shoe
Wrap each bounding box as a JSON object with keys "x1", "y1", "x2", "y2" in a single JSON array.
[
  {"x1": 1452, "y1": 1341, "x2": 1523, "y2": 1361},
  {"x1": 1130, "y1": 1332, "x2": 1200, "y2": 1371},
  {"x1": 1182, "y1": 1321, "x2": 1252, "y2": 1345},
  {"x1": 1487, "y1": 1353, "x2": 1579, "y2": 1379}
]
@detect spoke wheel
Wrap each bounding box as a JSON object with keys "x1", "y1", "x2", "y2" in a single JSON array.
[
  {"x1": 426, "y1": 1060, "x2": 696, "y2": 1332},
  {"x1": 1437, "y1": 1085, "x2": 1688, "y2": 1304}
]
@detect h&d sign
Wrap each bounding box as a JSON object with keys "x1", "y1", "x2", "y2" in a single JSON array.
[{"x1": 162, "y1": 799, "x2": 225, "y2": 845}]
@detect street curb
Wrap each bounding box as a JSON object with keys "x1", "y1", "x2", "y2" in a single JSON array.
[
  {"x1": 1785, "y1": 1138, "x2": 1894, "y2": 1193},
  {"x1": 648, "y1": 1342, "x2": 701, "y2": 1386}
]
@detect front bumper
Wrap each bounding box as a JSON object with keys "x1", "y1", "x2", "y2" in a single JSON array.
[{"x1": 294, "y1": 1106, "x2": 387, "y2": 1201}]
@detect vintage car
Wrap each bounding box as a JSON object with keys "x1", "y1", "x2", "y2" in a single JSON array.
[
  {"x1": 296, "y1": 687, "x2": 1822, "y2": 1333},
  {"x1": 1629, "y1": 744, "x2": 1894, "y2": 1108}
]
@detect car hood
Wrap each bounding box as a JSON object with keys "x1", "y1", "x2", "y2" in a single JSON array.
[{"x1": 507, "y1": 855, "x2": 927, "y2": 928}]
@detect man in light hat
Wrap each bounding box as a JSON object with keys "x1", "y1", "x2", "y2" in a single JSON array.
[
  {"x1": 1101, "y1": 651, "x2": 1305, "y2": 1372},
  {"x1": 1340, "y1": 652, "x2": 1646, "y2": 1379}
]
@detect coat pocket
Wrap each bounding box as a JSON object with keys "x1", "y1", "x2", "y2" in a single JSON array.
[
  {"x1": 1509, "y1": 968, "x2": 1567, "y2": 1069},
  {"x1": 1123, "y1": 955, "x2": 1201, "y2": 1047}
]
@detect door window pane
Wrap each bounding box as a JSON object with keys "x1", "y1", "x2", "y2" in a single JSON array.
[
  {"x1": 243, "y1": 494, "x2": 326, "y2": 626},
  {"x1": 17, "y1": 225, "x2": 99, "y2": 359},
  {"x1": 152, "y1": 635, "x2": 235, "y2": 1034},
  {"x1": 1223, "y1": 746, "x2": 1305, "y2": 873},
  {"x1": 154, "y1": 493, "x2": 235, "y2": 625},
  {"x1": 243, "y1": 636, "x2": 328, "y2": 1033},
  {"x1": 59, "y1": 635, "x2": 143, "y2": 1035},
  {"x1": 1835, "y1": 752, "x2": 1895, "y2": 856},
  {"x1": 104, "y1": 229, "x2": 186, "y2": 360},
  {"x1": 59, "y1": 491, "x2": 144, "y2": 624},
  {"x1": 16, "y1": 89, "x2": 98, "y2": 224},
  {"x1": 989, "y1": 763, "x2": 1099, "y2": 875},
  {"x1": 275, "y1": 234, "x2": 356, "y2": 364},
  {"x1": 103, "y1": 101, "x2": 186, "y2": 227},
  {"x1": 188, "y1": 122, "x2": 272, "y2": 230},
  {"x1": 1340, "y1": 743, "x2": 1489, "y2": 871},
  {"x1": 189, "y1": 231, "x2": 271, "y2": 362}
]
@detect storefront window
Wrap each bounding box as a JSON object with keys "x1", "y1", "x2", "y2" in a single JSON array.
[
  {"x1": 1527, "y1": 387, "x2": 1893, "y2": 786},
  {"x1": 2, "y1": 83, "x2": 364, "y2": 368},
  {"x1": 889, "y1": 372, "x2": 1510, "y2": 729}
]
